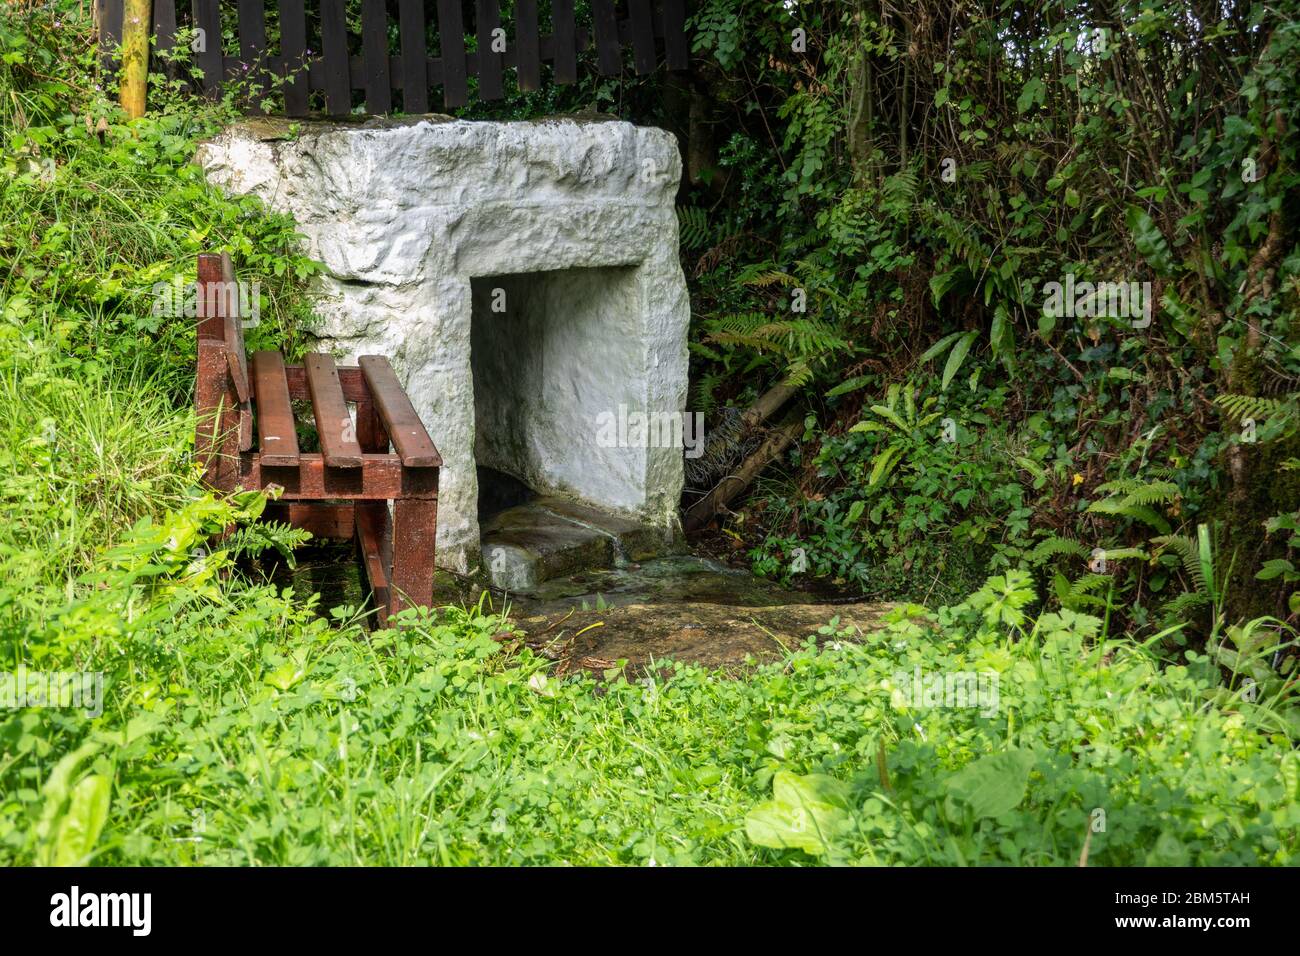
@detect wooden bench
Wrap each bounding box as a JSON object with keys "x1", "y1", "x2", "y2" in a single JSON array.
[{"x1": 194, "y1": 252, "x2": 441, "y2": 623}]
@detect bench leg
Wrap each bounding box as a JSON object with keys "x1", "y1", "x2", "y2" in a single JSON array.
[
  {"x1": 355, "y1": 502, "x2": 393, "y2": 624},
  {"x1": 390, "y1": 498, "x2": 437, "y2": 617}
]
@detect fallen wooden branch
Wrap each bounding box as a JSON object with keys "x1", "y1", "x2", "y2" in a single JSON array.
[
  {"x1": 740, "y1": 381, "x2": 797, "y2": 429},
  {"x1": 683, "y1": 418, "x2": 802, "y2": 532}
]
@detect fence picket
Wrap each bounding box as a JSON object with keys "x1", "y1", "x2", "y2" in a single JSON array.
[
  {"x1": 319, "y1": 0, "x2": 351, "y2": 115},
  {"x1": 515, "y1": 0, "x2": 540, "y2": 92},
  {"x1": 279, "y1": 0, "x2": 309, "y2": 116},
  {"x1": 591, "y1": 0, "x2": 621, "y2": 75},
  {"x1": 361, "y1": 0, "x2": 391, "y2": 113},
  {"x1": 98, "y1": 0, "x2": 124, "y2": 71},
  {"x1": 552, "y1": 0, "x2": 577, "y2": 85},
  {"x1": 152, "y1": 0, "x2": 177, "y2": 78},
  {"x1": 662, "y1": 0, "x2": 689, "y2": 70},
  {"x1": 399, "y1": 0, "x2": 429, "y2": 113},
  {"x1": 437, "y1": 0, "x2": 469, "y2": 108},
  {"x1": 191, "y1": 0, "x2": 222, "y2": 97},
  {"x1": 237, "y1": 0, "x2": 269, "y2": 114},
  {"x1": 628, "y1": 0, "x2": 656, "y2": 76},
  {"x1": 476, "y1": 0, "x2": 504, "y2": 101}
]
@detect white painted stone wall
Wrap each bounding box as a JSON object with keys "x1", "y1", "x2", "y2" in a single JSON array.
[{"x1": 197, "y1": 117, "x2": 689, "y2": 572}]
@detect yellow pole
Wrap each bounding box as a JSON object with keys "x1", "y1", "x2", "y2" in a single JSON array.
[{"x1": 118, "y1": 0, "x2": 152, "y2": 119}]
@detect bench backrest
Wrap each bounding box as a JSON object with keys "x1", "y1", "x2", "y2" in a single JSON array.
[
  {"x1": 196, "y1": 252, "x2": 250, "y2": 398},
  {"x1": 195, "y1": 252, "x2": 253, "y2": 487}
]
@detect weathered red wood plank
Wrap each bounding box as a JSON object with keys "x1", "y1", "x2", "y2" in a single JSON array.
[
  {"x1": 195, "y1": 253, "x2": 227, "y2": 340},
  {"x1": 241, "y1": 453, "x2": 438, "y2": 500},
  {"x1": 355, "y1": 398, "x2": 389, "y2": 453},
  {"x1": 251, "y1": 351, "x2": 300, "y2": 467},
  {"x1": 305, "y1": 353, "x2": 364, "y2": 468},
  {"x1": 265, "y1": 501, "x2": 356, "y2": 540},
  {"x1": 391, "y1": 498, "x2": 437, "y2": 615},
  {"x1": 358, "y1": 356, "x2": 442, "y2": 467},
  {"x1": 195, "y1": 343, "x2": 242, "y2": 492},
  {"x1": 285, "y1": 364, "x2": 368, "y2": 403},
  {"x1": 355, "y1": 501, "x2": 394, "y2": 621},
  {"x1": 217, "y1": 252, "x2": 250, "y2": 406},
  {"x1": 196, "y1": 253, "x2": 252, "y2": 450}
]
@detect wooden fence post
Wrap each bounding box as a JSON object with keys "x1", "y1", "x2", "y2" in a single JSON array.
[{"x1": 119, "y1": 0, "x2": 152, "y2": 118}]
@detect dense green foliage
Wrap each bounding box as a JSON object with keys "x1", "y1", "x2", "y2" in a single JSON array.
[
  {"x1": 0, "y1": 2, "x2": 1296, "y2": 867},
  {"x1": 679, "y1": 0, "x2": 1300, "y2": 638}
]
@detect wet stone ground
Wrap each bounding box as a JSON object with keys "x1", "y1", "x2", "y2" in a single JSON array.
[{"x1": 265, "y1": 545, "x2": 892, "y2": 676}]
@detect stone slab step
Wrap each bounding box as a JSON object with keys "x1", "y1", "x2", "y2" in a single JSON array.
[{"x1": 480, "y1": 497, "x2": 673, "y2": 591}]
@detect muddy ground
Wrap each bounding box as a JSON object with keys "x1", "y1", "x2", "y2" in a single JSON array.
[
  {"x1": 270, "y1": 545, "x2": 892, "y2": 675},
  {"x1": 504, "y1": 600, "x2": 894, "y2": 678}
]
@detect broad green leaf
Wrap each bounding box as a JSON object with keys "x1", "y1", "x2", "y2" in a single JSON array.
[
  {"x1": 918, "y1": 331, "x2": 963, "y2": 363},
  {"x1": 744, "y1": 771, "x2": 853, "y2": 856},
  {"x1": 265, "y1": 662, "x2": 305, "y2": 691},
  {"x1": 1197, "y1": 523, "x2": 1217, "y2": 603},
  {"x1": 827, "y1": 374, "x2": 873, "y2": 399},
  {"x1": 1256, "y1": 559, "x2": 1294, "y2": 582},
  {"x1": 53, "y1": 774, "x2": 111, "y2": 866},
  {"x1": 1125, "y1": 205, "x2": 1175, "y2": 274},
  {"x1": 928, "y1": 274, "x2": 959, "y2": 308},
  {"x1": 943, "y1": 750, "x2": 1036, "y2": 819},
  {"x1": 869, "y1": 445, "x2": 901, "y2": 486},
  {"x1": 941, "y1": 331, "x2": 978, "y2": 391},
  {"x1": 1016, "y1": 77, "x2": 1045, "y2": 113},
  {"x1": 989, "y1": 304, "x2": 1009, "y2": 363},
  {"x1": 848, "y1": 420, "x2": 888, "y2": 434},
  {"x1": 868, "y1": 405, "x2": 909, "y2": 433}
]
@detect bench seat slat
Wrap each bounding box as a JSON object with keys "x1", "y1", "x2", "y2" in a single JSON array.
[
  {"x1": 251, "y1": 350, "x2": 300, "y2": 466},
  {"x1": 305, "y1": 353, "x2": 364, "y2": 468},
  {"x1": 358, "y1": 355, "x2": 442, "y2": 467}
]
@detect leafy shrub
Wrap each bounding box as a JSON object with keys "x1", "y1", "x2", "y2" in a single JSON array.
[{"x1": 751, "y1": 383, "x2": 1034, "y2": 603}]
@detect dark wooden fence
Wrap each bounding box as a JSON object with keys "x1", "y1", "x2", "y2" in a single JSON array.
[{"x1": 96, "y1": 0, "x2": 690, "y2": 115}]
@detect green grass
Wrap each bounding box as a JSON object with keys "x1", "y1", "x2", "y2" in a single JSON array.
[
  {"x1": 3, "y1": 525, "x2": 1297, "y2": 864},
  {"x1": 0, "y1": 337, "x2": 193, "y2": 596}
]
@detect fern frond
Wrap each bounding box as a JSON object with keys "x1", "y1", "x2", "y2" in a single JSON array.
[
  {"x1": 1028, "y1": 536, "x2": 1090, "y2": 564},
  {"x1": 1085, "y1": 498, "x2": 1172, "y2": 533},
  {"x1": 1161, "y1": 590, "x2": 1210, "y2": 621},
  {"x1": 676, "y1": 205, "x2": 712, "y2": 252},
  {"x1": 752, "y1": 272, "x2": 797, "y2": 288},
  {"x1": 1151, "y1": 534, "x2": 1209, "y2": 594},
  {"x1": 1214, "y1": 393, "x2": 1294, "y2": 424},
  {"x1": 1069, "y1": 573, "x2": 1113, "y2": 596},
  {"x1": 1093, "y1": 479, "x2": 1179, "y2": 507},
  {"x1": 782, "y1": 359, "x2": 815, "y2": 388}
]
